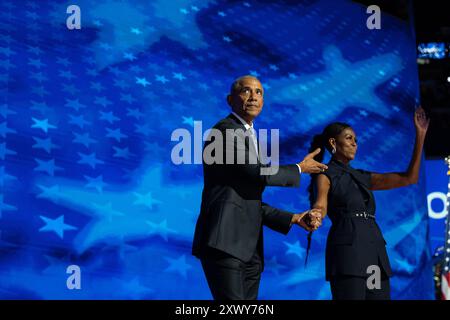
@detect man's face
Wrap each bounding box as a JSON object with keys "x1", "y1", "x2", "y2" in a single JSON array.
[{"x1": 228, "y1": 77, "x2": 264, "y2": 123}]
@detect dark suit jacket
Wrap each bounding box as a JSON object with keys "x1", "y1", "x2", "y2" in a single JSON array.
[{"x1": 192, "y1": 113, "x2": 300, "y2": 266}]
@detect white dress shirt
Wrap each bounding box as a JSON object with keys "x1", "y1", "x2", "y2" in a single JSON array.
[{"x1": 231, "y1": 111, "x2": 259, "y2": 158}]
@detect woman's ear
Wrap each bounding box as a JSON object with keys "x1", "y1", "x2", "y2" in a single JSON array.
[{"x1": 328, "y1": 138, "x2": 336, "y2": 149}]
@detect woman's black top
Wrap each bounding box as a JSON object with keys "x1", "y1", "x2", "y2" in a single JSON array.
[{"x1": 319, "y1": 158, "x2": 392, "y2": 281}]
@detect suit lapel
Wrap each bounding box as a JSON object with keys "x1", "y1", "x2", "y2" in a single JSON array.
[
  {"x1": 226, "y1": 113, "x2": 259, "y2": 162},
  {"x1": 332, "y1": 161, "x2": 375, "y2": 213},
  {"x1": 346, "y1": 168, "x2": 375, "y2": 213}
]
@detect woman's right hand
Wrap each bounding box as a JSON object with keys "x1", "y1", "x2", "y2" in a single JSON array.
[
  {"x1": 414, "y1": 106, "x2": 429, "y2": 138},
  {"x1": 292, "y1": 209, "x2": 323, "y2": 232}
]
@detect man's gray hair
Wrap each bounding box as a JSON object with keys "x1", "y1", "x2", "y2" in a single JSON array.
[{"x1": 229, "y1": 75, "x2": 260, "y2": 94}]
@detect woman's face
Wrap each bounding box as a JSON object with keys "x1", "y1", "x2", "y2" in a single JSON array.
[{"x1": 331, "y1": 127, "x2": 358, "y2": 161}]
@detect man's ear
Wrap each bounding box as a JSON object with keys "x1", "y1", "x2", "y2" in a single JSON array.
[{"x1": 226, "y1": 95, "x2": 232, "y2": 107}]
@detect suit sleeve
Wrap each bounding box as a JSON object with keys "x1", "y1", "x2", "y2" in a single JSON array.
[
  {"x1": 261, "y1": 202, "x2": 293, "y2": 235},
  {"x1": 262, "y1": 164, "x2": 300, "y2": 187},
  {"x1": 221, "y1": 126, "x2": 301, "y2": 187}
]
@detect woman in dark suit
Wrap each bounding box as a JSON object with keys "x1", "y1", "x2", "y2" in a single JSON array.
[{"x1": 308, "y1": 107, "x2": 429, "y2": 300}]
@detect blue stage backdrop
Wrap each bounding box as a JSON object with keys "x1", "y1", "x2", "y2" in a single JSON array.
[
  {"x1": 0, "y1": 0, "x2": 434, "y2": 299},
  {"x1": 425, "y1": 160, "x2": 449, "y2": 256}
]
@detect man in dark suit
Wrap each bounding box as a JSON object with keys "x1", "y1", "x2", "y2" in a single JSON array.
[{"x1": 192, "y1": 75, "x2": 327, "y2": 300}]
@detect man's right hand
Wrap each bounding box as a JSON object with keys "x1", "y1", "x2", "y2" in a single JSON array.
[{"x1": 298, "y1": 148, "x2": 328, "y2": 174}]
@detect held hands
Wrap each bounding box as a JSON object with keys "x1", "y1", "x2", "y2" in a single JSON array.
[
  {"x1": 298, "y1": 149, "x2": 328, "y2": 174},
  {"x1": 414, "y1": 106, "x2": 429, "y2": 138},
  {"x1": 291, "y1": 209, "x2": 323, "y2": 232}
]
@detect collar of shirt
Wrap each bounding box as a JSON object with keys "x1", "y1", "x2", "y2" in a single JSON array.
[
  {"x1": 331, "y1": 157, "x2": 352, "y2": 169},
  {"x1": 231, "y1": 112, "x2": 253, "y2": 131}
]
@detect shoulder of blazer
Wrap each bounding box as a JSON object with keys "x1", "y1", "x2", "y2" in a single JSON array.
[
  {"x1": 324, "y1": 161, "x2": 342, "y2": 177},
  {"x1": 351, "y1": 169, "x2": 372, "y2": 189},
  {"x1": 214, "y1": 114, "x2": 245, "y2": 131}
]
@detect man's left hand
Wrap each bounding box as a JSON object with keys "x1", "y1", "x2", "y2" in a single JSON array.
[{"x1": 291, "y1": 209, "x2": 322, "y2": 232}]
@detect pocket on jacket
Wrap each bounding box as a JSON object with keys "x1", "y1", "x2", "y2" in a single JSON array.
[
  {"x1": 215, "y1": 201, "x2": 253, "y2": 252},
  {"x1": 216, "y1": 201, "x2": 246, "y2": 224}
]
